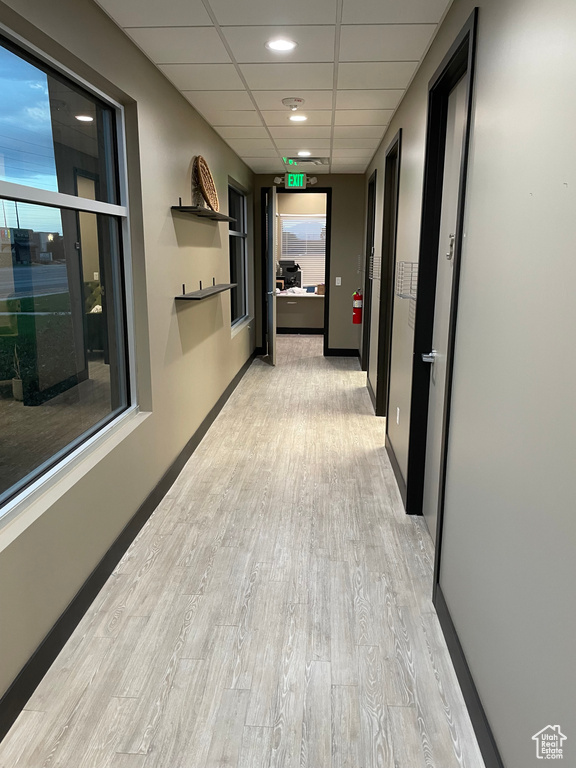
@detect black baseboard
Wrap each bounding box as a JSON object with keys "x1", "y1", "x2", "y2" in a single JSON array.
[
  {"x1": 385, "y1": 434, "x2": 408, "y2": 509},
  {"x1": 367, "y1": 376, "x2": 376, "y2": 411},
  {"x1": 324, "y1": 348, "x2": 360, "y2": 357},
  {"x1": 0, "y1": 352, "x2": 256, "y2": 744},
  {"x1": 434, "y1": 586, "x2": 505, "y2": 768},
  {"x1": 277, "y1": 327, "x2": 324, "y2": 335}
]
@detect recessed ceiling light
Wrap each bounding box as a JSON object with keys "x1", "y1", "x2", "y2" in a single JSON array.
[
  {"x1": 289, "y1": 114, "x2": 308, "y2": 122},
  {"x1": 75, "y1": 114, "x2": 93, "y2": 122},
  {"x1": 298, "y1": 151, "x2": 311, "y2": 157},
  {"x1": 266, "y1": 38, "x2": 297, "y2": 52}
]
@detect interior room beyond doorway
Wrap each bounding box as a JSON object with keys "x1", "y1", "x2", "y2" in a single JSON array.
[{"x1": 275, "y1": 192, "x2": 327, "y2": 335}]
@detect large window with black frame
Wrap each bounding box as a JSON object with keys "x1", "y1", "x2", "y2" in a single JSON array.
[
  {"x1": 228, "y1": 184, "x2": 248, "y2": 325},
  {"x1": 0, "y1": 35, "x2": 130, "y2": 509}
]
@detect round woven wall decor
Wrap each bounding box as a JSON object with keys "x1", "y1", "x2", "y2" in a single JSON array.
[{"x1": 194, "y1": 155, "x2": 219, "y2": 212}]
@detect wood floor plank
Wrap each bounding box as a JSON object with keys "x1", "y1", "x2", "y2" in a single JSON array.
[
  {"x1": 331, "y1": 685, "x2": 361, "y2": 768},
  {"x1": 238, "y1": 727, "x2": 273, "y2": 768},
  {"x1": 0, "y1": 336, "x2": 485, "y2": 768},
  {"x1": 306, "y1": 548, "x2": 331, "y2": 663},
  {"x1": 301, "y1": 661, "x2": 331, "y2": 768},
  {"x1": 358, "y1": 645, "x2": 395, "y2": 768},
  {"x1": 105, "y1": 755, "x2": 147, "y2": 768},
  {"x1": 245, "y1": 580, "x2": 289, "y2": 726},
  {"x1": 0, "y1": 709, "x2": 45, "y2": 768},
  {"x1": 205, "y1": 688, "x2": 250, "y2": 768},
  {"x1": 142, "y1": 658, "x2": 207, "y2": 767},
  {"x1": 330, "y1": 560, "x2": 358, "y2": 686},
  {"x1": 269, "y1": 602, "x2": 307, "y2": 768}
]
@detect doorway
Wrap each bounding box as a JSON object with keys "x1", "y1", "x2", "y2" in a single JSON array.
[
  {"x1": 375, "y1": 131, "x2": 402, "y2": 419},
  {"x1": 404, "y1": 10, "x2": 477, "y2": 545},
  {"x1": 361, "y1": 171, "x2": 376, "y2": 374},
  {"x1": 262, "y1": 187, "x2": 332, "y2": 364}
]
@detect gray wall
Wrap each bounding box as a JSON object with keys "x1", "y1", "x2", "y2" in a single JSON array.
[
  {"x1": 367, "y1": 0, "x2": 576, "y2": 766},
  {"x1": 0, "y1": 0, "x2": 254, "y2": 698},
  {"x1": 254, "y1": 175, "x2": 365, "y2": 351}
]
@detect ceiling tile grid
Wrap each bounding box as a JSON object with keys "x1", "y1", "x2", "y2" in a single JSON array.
[{"x1": 95, "y1": 0, "x2": 454, "y2": 174}]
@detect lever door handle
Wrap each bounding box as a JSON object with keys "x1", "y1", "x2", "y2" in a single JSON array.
[
  {"x1": 267, "y1": 291, "x2": 275, "y2": 296},
  {"x1": 421, "y1": 350, "x2": 437, "y2": 363}
]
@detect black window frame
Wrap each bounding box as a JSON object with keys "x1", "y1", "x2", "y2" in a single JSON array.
[{"x1": 228, "y1": 184, "x2": 248, "y2": 326}]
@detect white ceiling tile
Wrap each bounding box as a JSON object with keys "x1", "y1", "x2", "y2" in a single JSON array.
[
  {"x1": 159, "y1": 63, "x2": 244, "y2": 90},
  {"x1": 200, "y1": 110, "x2": 264, "y2": 126},
  {"x1": 125, "y1": 27, "x2": 230, "y2": 64},
  {"x1": 222, "y1": 26, "x2": 335, "y2": 64},
  {"x1": 209, "y1": 0, "x2": 338, "y2": 26},
  {"x1": 341, "y1": 0, "x2": 451, "y2": 24},
  {"x1": 340, "y1": 24, "x2": 436, "y2": 62},
  {"x1": 182, "y1": 91, "x2": 254, "y2": 111},
  {"x1": 261, "y1": 110, "x2": 333, "y2": 126},
  {"x1": 225, "y1": 138, "x2": 276, "y2": 155},
  {"x1": 332, "y1": 148, "x2": 375, "y2": 158},
  {"x1": 338, "y1": 61, "x2": 417, "y2": 89},
  {"x1": 248, "y1": 160, "x2": 286, "y2": 173},
  {"x1": 241, "y1": 63, "x2": 334, "y2": 90},
  {"x1": 304, "y1": 166, "x2": 330, "y2": 174},
  {"x1": 330, "y1": 164, "x2": 368, "y2": 173},
  {"x1": 333, "y1": 137, "x2": 380, "y2": 149},
  {"x1": 334, "y1": 125, "x2": 386, "y2": 139},
  {"x1": 95, "y1": 0, "x2": 212, "y2": 27},
  {"x1": 331, "y1": 157, "x2": 371, "y2": 164},
  {"x1": 253, "y1": 91, "x2": 334, "y2": 111},
  {"x1": 336, "y1": 89, "x2": 403, "y2": 110},
  {"x1": 275, "y1": 140, "x2": 332, "y2": 150},
  {"x1": 215, "y1": 126, "x2": 270, "y2": 139},
  {"x1": 335, "y1": 109, "x2": 393, "y2": 126},
  {"x1": 268, "y1": 126, "x2": 331, "y2": 139},
  {"x1": 235, "y1": 148, "x2": 282, "y2": 159}
]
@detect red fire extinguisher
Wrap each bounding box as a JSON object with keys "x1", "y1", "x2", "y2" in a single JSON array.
[{"x1": 352, "y1": 290, "x2": 363, "y2": 324}]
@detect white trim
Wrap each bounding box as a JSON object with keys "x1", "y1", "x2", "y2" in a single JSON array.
[
  {"x1": 0, "y1": 180, "x2": 128, "y2": 217},
  {"x1": 0, "y1": 27, "x2": 139, "y2": 519},
  {"x1": 115, "y1": 105, "x2": 138, "y2": 407},
  {"x1": 0, "y1": 407, "x2": 148, "y2": 551},
  {"x1": 0, "y1": 21, "x2": 125, "y2": 112},
  {"x1": 231, "y1": 314, "x2": 252, "y2": 339}
]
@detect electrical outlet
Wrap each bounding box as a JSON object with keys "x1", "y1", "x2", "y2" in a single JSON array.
[
  {"x1": 396, "y1": 407, "x2": 400, "y2": 425},
  {"x1": 93, "y1": 272, "x2": 99, "y2": 281},
  {"x1": 335, "y1": 276, "x2": 341, "y2": 286}
]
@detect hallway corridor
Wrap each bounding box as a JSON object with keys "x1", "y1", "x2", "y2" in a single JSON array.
[{"x1": 0, "y1": 336, "x2": 485, "y2": 768}]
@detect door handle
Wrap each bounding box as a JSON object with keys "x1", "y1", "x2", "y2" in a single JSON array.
[
  {"x1": 446, "y1": 233, "x2": 456, "y2": 260},
  {"x1": 421, "y1": 350, "x2": 437, "y2": 363},
  {"x1": 267, "y1": 291, "x2": 275, "y2": 295}
]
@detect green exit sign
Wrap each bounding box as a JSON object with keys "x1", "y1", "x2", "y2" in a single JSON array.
[{"x1": 285, "y1": 172, "x2": 307, "y2": 188}]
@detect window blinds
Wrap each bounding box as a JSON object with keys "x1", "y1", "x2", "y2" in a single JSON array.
[{"x1": 280, "y1": 214, "x2": 326, "y2": 285}]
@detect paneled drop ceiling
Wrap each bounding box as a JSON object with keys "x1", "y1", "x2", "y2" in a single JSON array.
[{"x1": 95, "y1": 0, "x2": 454, "y2": 174}]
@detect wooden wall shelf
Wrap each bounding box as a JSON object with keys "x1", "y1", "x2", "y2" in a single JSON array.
[
  {"x1": 175, "y1": 283, "x2": 237, "y2": 301},
  {"x1": 171, "y1": 205, "x2": 236, "y2": 223}
]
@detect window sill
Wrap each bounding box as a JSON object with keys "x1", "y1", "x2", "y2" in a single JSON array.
[
  {"x1": 0, "y1": 407, "x2": 150, "y2": 553},
  {"x1": 231, "y1": 315, "x2": 253, "y2": 339}
]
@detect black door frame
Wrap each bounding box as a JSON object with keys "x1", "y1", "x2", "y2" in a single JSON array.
[
  {"x1": 400, "y1": 10, "x2": 504, "y2": 768},
  {"x1": 361, "y1": 170, "x2": 377, "y2": 375},
  {"x1": 405, "y1": 10, "x2": 477, "y2": 520},
  {"x1": 376, "y1": 130, "x2": 402, "y2": 418},
  {"x1": 260, "y1": 186, "x2": 332, "y2": 356}
]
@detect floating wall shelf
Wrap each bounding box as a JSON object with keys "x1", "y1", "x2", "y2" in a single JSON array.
[
  {"x1": 175, "y1": 281, "x2": 237, "y2": 301},
  {"x1": 171, "y1": 204, "x2": 236, "y2": 223}
]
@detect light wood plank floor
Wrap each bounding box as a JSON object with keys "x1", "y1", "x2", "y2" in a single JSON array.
[{"x1": 0, "y1": 335, "x2": 486, "y2": 768}]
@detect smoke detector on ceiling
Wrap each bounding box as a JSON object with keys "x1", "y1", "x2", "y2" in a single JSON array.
[{"x1": 282, "y1": 97, "x2": 305, "y2": 111}]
